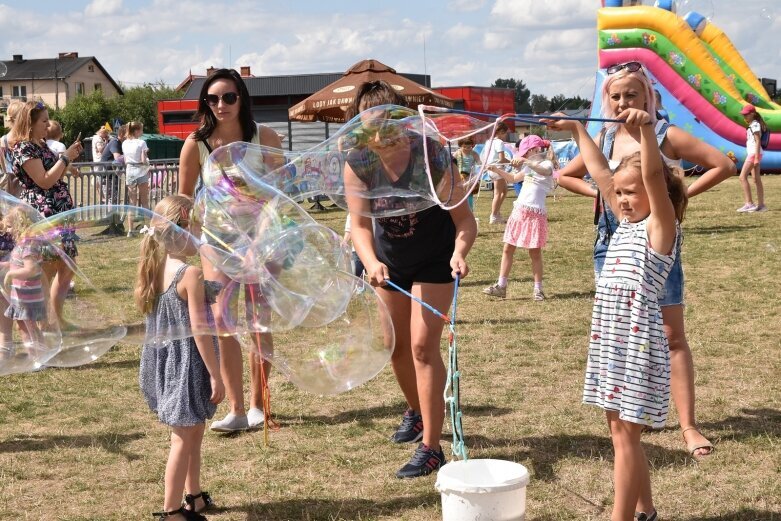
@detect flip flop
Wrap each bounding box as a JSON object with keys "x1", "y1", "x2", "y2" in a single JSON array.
[{"x1": 682, "y1": 427, "x2": 715, "y2": 460}]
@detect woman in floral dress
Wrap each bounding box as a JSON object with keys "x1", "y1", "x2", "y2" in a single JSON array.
[{"x1": 9, "y1": 101, "x2": 83, "y2": 322}]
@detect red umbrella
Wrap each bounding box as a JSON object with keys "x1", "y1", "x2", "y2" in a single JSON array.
[{"x1": 288, "y1": 59, "x2": 454, "y2": 123}]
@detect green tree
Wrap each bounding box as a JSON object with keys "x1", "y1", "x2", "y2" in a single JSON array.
[
  {"x1": 49, "y1": 81, "x2": 184, "y2": 148},
  {"x1": 529, "y1": 94, "x2": 550, "y2": 114},
  {"x1": 492, "y1": 78, "x2": 532, "y2": 113},
  {"x1": 49, "y1": 90, "x2": 111, "y2": 144},
  {"x1": 549, "y1": 94, "x2": 569, "y2": 111},
  {"x1": 110, "y1": 81, "x2": 183, "y2": 134}
]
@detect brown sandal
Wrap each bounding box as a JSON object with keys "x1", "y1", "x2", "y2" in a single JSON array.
[{"x1": 682, "y1": 427, "x2": 714, "y2": 460}]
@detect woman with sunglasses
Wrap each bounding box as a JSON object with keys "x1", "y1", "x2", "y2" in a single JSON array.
[
  {"x1": 8, "y1": 101, "x2": 82, "y2": 326},
  {"x1": 343, "y1": 80, "x2": 476, "y2": 478},
  {"x1": 179, "y1": 68, "x2": 282, "y2": 436},
  {"x1": 556, "y1": 61, "x2": 735, "y2": 461}
]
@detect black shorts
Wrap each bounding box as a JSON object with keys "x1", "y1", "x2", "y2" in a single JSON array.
[{"x1": 384, "y1": 260, "x2": 454, "y2": 292}]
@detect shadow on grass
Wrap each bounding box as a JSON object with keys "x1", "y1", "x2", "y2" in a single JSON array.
[
  {"x1": 457, "y1": 316, "x2": 536, "y2": 325},
  {"x1": 0, "y1": 432, "x2": 145, "y2": 460},
  {"x1": 214, "y1": 492, "x2": 440, "y2": 520},
  {"x1": 700, "y1": 407, "x2": 781, "y2": 441},
  {"x1": 65, "y1": 357, "x2": 138, "y2": 371},
  {"x1": 464, "y1": 433, "x2": 686, "y2": 482},
  {"x1": 273, "y1": 402, "x2": 513, "y2": 428},
  {"x1": 273, "y1": 402, "x2": 408, "y2": 426},
  {"x1": 686, "y1": 511, "x2": 781, "y2": 521},
  {"x1": 552, "y1": 290, "x2": 594, "y2": 300},
  {"x1": 685, "y1": 224, "x2": 760, "y2": 235}
]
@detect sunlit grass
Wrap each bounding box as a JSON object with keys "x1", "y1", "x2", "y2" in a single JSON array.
[{"x1": 0, "y1": 177, "x2": 778, "y2": 520}]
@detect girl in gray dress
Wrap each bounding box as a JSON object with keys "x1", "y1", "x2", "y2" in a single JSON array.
[{"x1": 136, "y1": 195, "x2": 225, "y2": 521}]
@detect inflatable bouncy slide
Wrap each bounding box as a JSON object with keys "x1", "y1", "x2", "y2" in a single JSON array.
[{"x1": 592, "y1": 0, "x2": 781, "y2": 171}]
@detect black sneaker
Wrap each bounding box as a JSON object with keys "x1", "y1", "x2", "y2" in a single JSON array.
[
  {"x1": 390, "y1": 409, "x2": 424, "y2": 443},
  {"x1": 395, "y1": 443, "x2": 446, "y2": 479}
]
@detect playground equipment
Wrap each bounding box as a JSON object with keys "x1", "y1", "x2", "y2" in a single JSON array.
[{"x1": 595, "y1": 1, "x2": 780, "y2": 170}]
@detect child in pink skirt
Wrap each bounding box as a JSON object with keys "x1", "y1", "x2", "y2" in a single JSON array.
[{"x1": 483, "y1": 135, "x2": 557, "y2": 301}]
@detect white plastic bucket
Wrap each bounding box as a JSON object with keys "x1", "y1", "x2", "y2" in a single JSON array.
[{"x1": 435, "y1": 459, "x2": 530, "y2": 521}]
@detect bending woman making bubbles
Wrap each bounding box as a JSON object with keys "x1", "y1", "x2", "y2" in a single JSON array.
[{"x1": 343, "y1": 80, "x2": 476, "y2": 478}]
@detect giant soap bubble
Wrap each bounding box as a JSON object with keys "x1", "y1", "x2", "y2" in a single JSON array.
[
  {"x1": 234, "y1": 272, "x2": 394, "y2": 395},
  {"x1": 21, "y1": 204, "x2": 223, "y2": 365},
  {"x1": 0, "y1": 194, "x2": 61, "y2": 375},
  {"x1": 200, "y1": 105, "x2": 484, "y2": 219}
]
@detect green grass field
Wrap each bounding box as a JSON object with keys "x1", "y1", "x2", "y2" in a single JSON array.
[{"x1": 0, "y1": 176, "x2": 779, "y2": 520}]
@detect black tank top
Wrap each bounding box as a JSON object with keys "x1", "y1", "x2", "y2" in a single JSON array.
[{"x1": 346, "y1": 134, "x2": 456, "y2": 269}]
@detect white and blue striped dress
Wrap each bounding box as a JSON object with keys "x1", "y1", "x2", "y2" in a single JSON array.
[{"x1": 583, "y1": 218, "x2": 677, "y2": 428}]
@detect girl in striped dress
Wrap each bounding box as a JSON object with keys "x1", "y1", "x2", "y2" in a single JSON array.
[{"x1": 549, "y1": 108, "x2": 688, "y2": 521}]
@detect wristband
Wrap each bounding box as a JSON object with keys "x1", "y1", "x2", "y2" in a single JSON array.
[{"x1": 59, "y1": 155, "x2": 71, "y2": 167}]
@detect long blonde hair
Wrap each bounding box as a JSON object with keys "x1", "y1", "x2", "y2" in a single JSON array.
[
  {"x1": 134, "y1": 195, "x2": 194, "y2": 314},
  {"x1": 0, "y1": 206, "x2": 36, "y2": 237}
]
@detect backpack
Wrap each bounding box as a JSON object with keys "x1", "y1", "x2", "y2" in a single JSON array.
[{"x1": 760, "y1": 127, "x2": 770, "y2": 150}]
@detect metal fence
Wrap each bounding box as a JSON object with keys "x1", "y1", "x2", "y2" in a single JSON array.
[{"x1": 64, "y1": 159, "x2": 180, "y2": 220}]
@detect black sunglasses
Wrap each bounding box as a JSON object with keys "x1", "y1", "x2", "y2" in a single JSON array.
[
  {"x1": 606, "y1": 62, "x2": 643, "y2": 75},
  {"x1": 204, "y1": 92, "x2": 239, "y2": 106}
]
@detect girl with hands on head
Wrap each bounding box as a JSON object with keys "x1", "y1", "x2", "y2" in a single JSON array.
[
  {"x1": 552, "y1": 62, "x2": 727, "y2": 461},
  {"x1": 549, "y1": 107, "x2": 688, "y2": 521}
]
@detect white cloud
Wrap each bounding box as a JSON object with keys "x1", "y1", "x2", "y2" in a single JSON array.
[
  {"x1": 85, "y1": 0, "x2": 122, "y2": 17},
  {"x1": 1, "y1": 0, "x2": 779, "y2": 101},
  {"x1": 443, "y1": 22, "x2": 478, "y2": 44},
  {"x1": 483, "y1": 31, "x2": 512, "y2": 51},
  {"x1": 118, "y1": 23, "x2": 148, "y2": 44},
  {"x1": 492, "y1": 0, "x2": 595, "y2": 29}
]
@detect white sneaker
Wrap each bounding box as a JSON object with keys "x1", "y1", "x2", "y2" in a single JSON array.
[
  {"x1": 749, "y1": 204, "x2": 768, "y2": 213},
  {"x1": 483, "y1": 283, "x2": 507, "y2": 298},
  {"x1": 488, "y1": 214, "x2": 506, "y2": 224},
  {"x1": 737, "y1": 203, "x2": 756, "y2": 213},
  {"x1": 247, "y1": 407, "x2": 265, "y2": 429},
  {"x1": 210, "y1": 413, "x2": 249, "y2": 432}
]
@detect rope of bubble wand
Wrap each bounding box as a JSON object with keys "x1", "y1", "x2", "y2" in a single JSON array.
[
  {"x1": 383, "y1": 277, "x2": 468, "y2": 460},
  {"x1": 201, "y1": 226, "x2": 279, "y2": 445},
  {"x1": 247, "y1": 278, "x2": 279, "y2": 447}
]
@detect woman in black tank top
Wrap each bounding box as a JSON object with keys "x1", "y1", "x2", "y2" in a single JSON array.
[{"x1": 344, "y1": 81, "x2": 476, "y2": 478}]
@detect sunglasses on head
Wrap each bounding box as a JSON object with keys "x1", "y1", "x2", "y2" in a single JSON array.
[
  {"x1": 606, "y1": 62, "x2": 643, "y2": 75},
  {"x1": 204, "y1": 92, "x2": 239, "y2": 106}
]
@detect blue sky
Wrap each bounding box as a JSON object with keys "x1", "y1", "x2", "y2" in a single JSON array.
[{"x1": 2, "y1": 0, "x2": 779, "y2": 101}]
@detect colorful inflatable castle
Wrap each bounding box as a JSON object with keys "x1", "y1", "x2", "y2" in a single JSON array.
[{"x1": 591, "y1": 0, "x2": 781, "y2": 171}]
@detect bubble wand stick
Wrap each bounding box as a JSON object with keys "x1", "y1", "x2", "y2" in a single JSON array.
[
  {"x1": 383, "y1": 277, "x2": 468, "y2": 460},
  {"x1": 420, "y1": 105, "x2": 626, "y2": 124}
]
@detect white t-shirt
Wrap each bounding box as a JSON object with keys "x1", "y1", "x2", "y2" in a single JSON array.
[
  {"x1": 122, "y1": 138, "x2": 149, "y2": 182},
  {"x1": 514, "y1": 160, "x2": 556, "y2": 211},
  {"x1": 480, "y1": 137, "x2": 508, "y2": 165},
  {"x1": 47, "y1": 139, "x2": 66, "y2": 156},
  {"x1": 746, "y1": 120, "x2": 762, "y2": 155},
  {"x1": 122, "y1": 138, "x2": 148, "y2": 164},
  {"x1": 481, "y1": 137, "x2": 511, "y2": 180}
]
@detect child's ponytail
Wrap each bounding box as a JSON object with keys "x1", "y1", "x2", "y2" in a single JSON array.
[
  {"x1": 134, "y1": 233, "x2": 165, "y2": 315},
  {"x1": 134, "y1": 194, "x2": 194, "y2": 315},
  {"x1": 664, "y1": 163, "x2": 689, "y2": 223}
]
